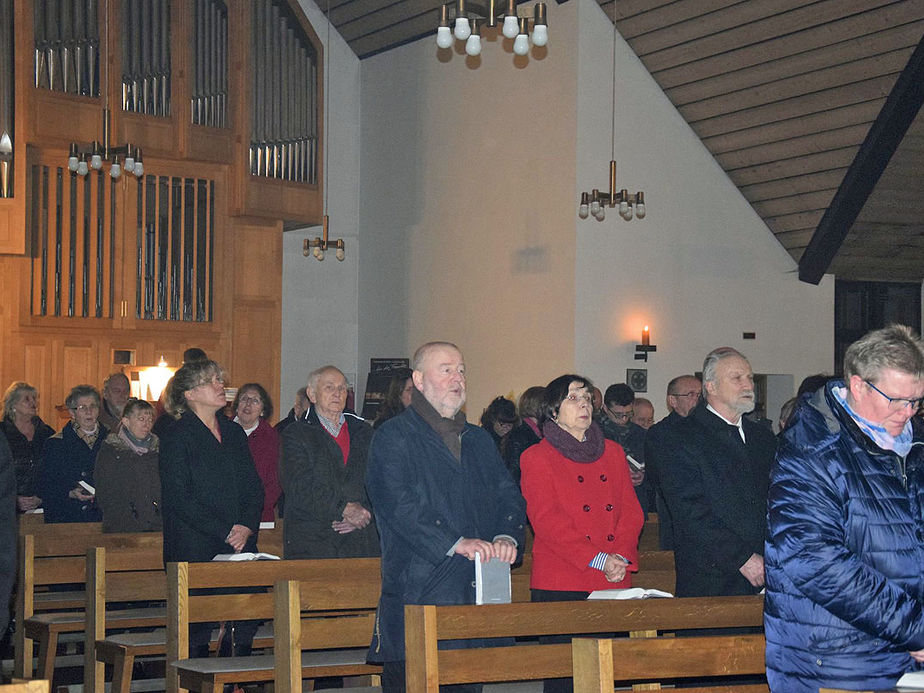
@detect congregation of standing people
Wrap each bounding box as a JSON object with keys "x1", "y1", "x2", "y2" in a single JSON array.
[{"x1": 2, "y1": 326, "x2": 924, "y2": 693}]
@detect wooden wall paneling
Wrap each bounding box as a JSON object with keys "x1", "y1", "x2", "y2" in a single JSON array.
[
  {"x1": 227, "y1": 217, "x2": 281, "y2": 415},
  {"x1": 22, "y1": 339, "x2": 54, "y2": 421}
]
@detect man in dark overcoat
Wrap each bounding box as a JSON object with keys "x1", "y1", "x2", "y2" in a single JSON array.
[
  {"x1": 281, "y1": 366, "x2": 378, "y2": 558},
  {"x1": 366, "y1": 342, "x2": 526, "y2": 693},
  {"x1": 0, "y1": 431, "x2": 16, "y2": 639},
  {"x1": 657, "y1": 347, "x2": 776, "y2": 597}
]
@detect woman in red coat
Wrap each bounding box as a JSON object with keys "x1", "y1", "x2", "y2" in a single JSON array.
[
  {"x1": 521, "y1": 373, "x2": 644, "y2": 593},
  {"x1": 521, "y1": 374, "x2": 644, "y2": 693}
]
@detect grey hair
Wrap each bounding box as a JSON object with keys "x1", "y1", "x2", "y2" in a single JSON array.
[
  {"x1": 844, "y1": 324, "x2": 924, "y2": 383},
  {"x1": 3, "y1": 381, "x2": 38, "y2": 421},
  {"x1": 306, "y1": 366, "x2": 345, "y2": 392},
  {"x1": 412, "y1": 342, "x2": 461, "y2": 371},
  {"x1": 702, "y1": 347, "x2": 747, "y2": 393},
  {"x1": 103, "y1": 372, "x2": 130, "y2": 394},
  {"x1": 65, "y1": 385, "x2": 101, "y2": 410}
]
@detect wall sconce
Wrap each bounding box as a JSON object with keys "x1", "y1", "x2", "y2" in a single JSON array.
[
  {"x1": 303, "y1": 215, "x2": 345, "y2": 261},
  {"x1": 634, "y1": 325, "x2": 656, "y2": 361},
  {"x1": 67, "y1": 110, "x2": 144, "y2": 179},
  {"x1": 437, "y1": 0, "x2": 548, "y2": 58}
]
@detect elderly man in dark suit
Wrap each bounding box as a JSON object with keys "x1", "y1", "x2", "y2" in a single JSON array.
[
  {"x1": 657, "y1": 348, "x2": 777, "y2": 597},
  {"x1": 366, "y1": 341, "x2": 526, "y2": 693}
]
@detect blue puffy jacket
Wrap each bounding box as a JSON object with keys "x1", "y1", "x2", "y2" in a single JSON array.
[{"x1": 765, "y1": 381, "x2": 924, "y2": 693}]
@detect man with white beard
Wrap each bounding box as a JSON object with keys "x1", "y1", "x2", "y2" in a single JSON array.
[{"x1": 657, "y1": 347, "x2": 777, "y2": 597}]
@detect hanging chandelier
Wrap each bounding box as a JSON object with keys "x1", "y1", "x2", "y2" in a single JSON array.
[
  {"x1": 67, "y1": 109, "x2": 144, "y2": 179},
  {"x1": 436, "y1": 0, "x2": 548, "y2": 57},
  {"x1": 577, "y1": 19, "x2": 644, "y2": 222}
]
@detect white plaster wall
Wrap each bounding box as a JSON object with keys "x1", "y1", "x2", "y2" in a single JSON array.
[
  {"x1": 358, "y1": 1, "x2": 580, "y2": 417},
  {"x1": 574, "y1": 0, "x2": 834, "y2": 417},
  {"x1": 280, "y1": 0, "x2": 361, "y2": 409}
]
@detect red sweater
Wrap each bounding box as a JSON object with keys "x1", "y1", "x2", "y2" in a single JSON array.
[
  {"x1": 248, "y1": 418, "x2": 281, "y2": 522},
  {"x1": 521, "y1": 438, "x2": 644, "y2": 592}
]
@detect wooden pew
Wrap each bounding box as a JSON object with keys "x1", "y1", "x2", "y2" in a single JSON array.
[
  {"x1": 166, "y1": 557, "x2": 382, "y2": 693},
  {"x1": 273, "y1": 578, "x2": 383, "y2": 693},
  {"x1": 572, "y1": 633, "x2": 768, "y2": 693},
  {"x1": 403, "y1": 595, "x2": 765, "y2": 692},
  {"x1": 0, "y1": 681, "x2": 51, "y2": 693},
  {"x1": 14, "y1": 529, "x2": 163, "y2": 680}
]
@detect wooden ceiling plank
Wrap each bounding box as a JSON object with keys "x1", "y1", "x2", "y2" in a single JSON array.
[
  {"x1": 692, "y1": 78, "x2": 894, "y2": 138},
  {"x1": 626, "y1": 0, "x2": 838, "y2": 56},
  {"x1": 741, "y1": 169, "x2": 848, "y2": 201},
  {"x1": 340, "y1": 0, "x2": 440, "y2": 42},
  {"x1": 752, "y1": 190, "x2": 838, "y2": 218},
  {"x1": 798, "y1": 34, "x2": 924, "y2": 283},
  {"x1": 764, "y1": 209, "x2": 825, "y2": 233},
  {"x1": 350, "y1": 10, "x2": 438, "y2": 57},
  {"x1": 636, "y1": 0, "x2": 896, "y2": 68},
  {"x1": 677, "y1": 48, "x2": 911, "y2": 122},
  {"x1": 648, "y1": 1, "x2": 922, "y2": 85},
  {"x1": 702, "y1": 100, "x2": 883, "y2": 153},
  {"x1": 717, "y1": 125, "x2": 869, "y2": 170},
  {"x1": 606, "y1": 0, "x2": 679, "y2": 22},
  {"x1": 728, "y1": 148, "x2": 858, "y2": 186},
  {"x1": 335, "y1": 0, "x2": 433, "y2": 28},
  {"x1": 666, "y1": 21, "x2": 924, "y2": 104},
  {"x1": 614, "y1": 0, "x2": 778, "y2": 42}
]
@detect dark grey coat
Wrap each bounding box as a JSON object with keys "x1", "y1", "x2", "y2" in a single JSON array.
[{"x1": 280, "y1": 409, "x2": 379, "y2": 559}]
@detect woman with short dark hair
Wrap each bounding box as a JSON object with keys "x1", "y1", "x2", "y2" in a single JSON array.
[
  {"x1": 480, "y1": 396, "x2": 518, "y2": 451},
  {"x1": 232, "y1": 383, "x2": 281, "y2": 522},
  {"x1": 522, "y1": 374, "x2": 644, "y2": 597},
  {"x1": 1, "y1": 381, "x2": 55, "y2": 512},
  {"x1": 520, "y1": 374, "x2": 644, "y2": 693},
  {"x1": 40, "y1": 385, "x2": 107, "y2": 523},
  {"x1": 95, "y1": 399, "x2": 162, "y2": 532},
  {"x1": 373, "y1": 368, "x2": 413, "y2": 430}
]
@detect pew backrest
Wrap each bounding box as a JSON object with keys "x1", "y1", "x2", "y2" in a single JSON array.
[
  {"x1": 572, "y1": 634, "x2": 768, "y2": 693},
  {"x1": 166, "y1": 557, "x2": 382, "y2": 693},
  {"x1": 404, "y1": 595, "x2": 764, "y2": 693}
]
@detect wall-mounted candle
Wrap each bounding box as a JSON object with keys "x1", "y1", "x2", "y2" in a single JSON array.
[{"x1": 642, "y1": 325, "x2": 650, "y2": 346}]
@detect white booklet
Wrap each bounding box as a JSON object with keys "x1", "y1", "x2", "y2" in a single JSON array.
[
  {"x1": 897, "y1": 671, "x2": 924, "y2": 689},
  {"x1": 475, "y1": 552, "x2": 511, "y2": 605},
  {"x1": 212, "y1": 552, "x2": 281, "y2": 561},
  {"x1": 587, "y1": 587, "x2": 673, "y2": 600}
]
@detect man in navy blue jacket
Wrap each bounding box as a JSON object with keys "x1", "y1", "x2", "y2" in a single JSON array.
[
  {"x1": 366, "y1": 341, "x2": 526, "y2": 693},
  {"x1": 765, "y1": 325, "x2": 924, "y2": 693}
]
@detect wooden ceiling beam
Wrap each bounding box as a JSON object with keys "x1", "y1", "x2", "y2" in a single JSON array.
[{"x1": 798, "y1": 33, "x2": 924, "y2": 284}]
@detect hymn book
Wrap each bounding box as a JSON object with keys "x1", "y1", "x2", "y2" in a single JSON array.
[{"x1": 475, "y1": 552, "x2": 512, "y2": 605}]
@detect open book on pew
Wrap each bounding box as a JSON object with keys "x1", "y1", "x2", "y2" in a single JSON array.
[
  {"x1": 587, "y1": 587, "x2": 673, "y2": 600},
  {"x1": 212, "y1": 552, "x2": 281, "y2": 561},
  {"x1": 897, "y1": 671, "x2": 924, "y2": 689}
]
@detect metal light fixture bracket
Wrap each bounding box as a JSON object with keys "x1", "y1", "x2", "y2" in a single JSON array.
[{"x1": 303, "y1": 215, "x2": 345, "y2": 261}]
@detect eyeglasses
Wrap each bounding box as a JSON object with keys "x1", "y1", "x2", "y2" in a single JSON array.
[
  {"x1": 72, "y1": 403, "x2": 99, "y2": 412},
  {"x1": 196, "y1": 375, "x2": 225, "y2": 388},
  {"x1": 605, "y1": 406, "x2": 631, "y2": 421},
  {"x1": 670, "y1": 391, "x2": 701, "y2": 400},
  {"x1": 564, "y1": 393, "x2": 592, "y2": 404},
  {"x1": 864, "y1": 380, "x2": 924, "y2": 412},
  {"x1": 239, "y1": 395, "x2": 263, "y2": 406}
]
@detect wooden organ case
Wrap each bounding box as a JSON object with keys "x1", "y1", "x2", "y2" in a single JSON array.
[{"x1": 0, "y1": 0, "x2": 323, "y2": 422}]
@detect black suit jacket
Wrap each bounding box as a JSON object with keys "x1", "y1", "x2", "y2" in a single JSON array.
[{"x1": 658, "y1": 402, "x2": 776, "y2": 597}]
